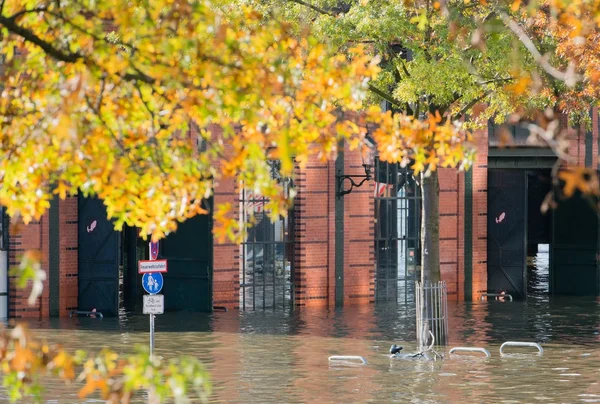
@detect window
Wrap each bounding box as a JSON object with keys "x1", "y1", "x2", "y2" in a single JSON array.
[
  {"x1": 374, "y1": 160, "x2": 421, "y2": 303},
  {"x1": 240, "y1": 161, "x2": 294, "y2": 310}
]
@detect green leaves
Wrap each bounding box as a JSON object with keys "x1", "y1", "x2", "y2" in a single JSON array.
[{"x1": 0, "y1": 0, "x2": 380, "y2": 241}]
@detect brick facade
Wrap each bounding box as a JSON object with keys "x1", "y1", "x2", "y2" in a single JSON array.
[{"x1": 6, "y1": 114, "x2": 597, "y2": 316}]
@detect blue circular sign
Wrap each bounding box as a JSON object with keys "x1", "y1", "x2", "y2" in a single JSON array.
[{"x1": 142, "y1": 272, "x2": 163, "y2": 294}]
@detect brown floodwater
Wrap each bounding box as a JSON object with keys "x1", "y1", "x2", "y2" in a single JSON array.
[{"x1": 5, "y1": 295, "x2": 600, "y2": 403}]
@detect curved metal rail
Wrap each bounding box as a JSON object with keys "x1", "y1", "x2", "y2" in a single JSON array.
[
  {"x1": 328, "y1": 355, "x2": 368, "y2": 365},
  {"x1": 500, "y1": 341, "x2": 543, "y2": 355},
  {"x1": 480, "y1": 293, "x2": 513, "y2": 302},
  {"x1": 449, "y1": 347, "x2": 491, "y2": 358}
]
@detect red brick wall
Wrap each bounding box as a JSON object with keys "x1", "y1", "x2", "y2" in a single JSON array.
[
  {"x1": 213, "y1": 175, "x2": 240, "y2": 310},
  {"x1": 209, "y1": 124, "x2": 240, "y2": 310},
  {"x1": 8, "y1": 216, "x2": 49, "y2": 318},
  {"x1": 293, "y1": 145, "x2": 375, "y2": 307},
  {"x1": 438, "y1": 168, "x2": 462, "y2": 300},
  {"x1": 470, "y1": 127, "x2": 489, "y2": 300},
  {"x1": 293, "y1": 157, "x2": 334, "y2": 307},
  {"x1": 343, "y1": 147, "x2": 375, "y2": 305},
  {"x1": 59, "y1": 197, "x2": 78, "y2": 316},
  {"x1": 439, "y1": 126, "x2": 487, "y2": 301}
]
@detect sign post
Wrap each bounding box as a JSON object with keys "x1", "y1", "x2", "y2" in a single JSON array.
[{"x1": 140, "y1": 241, "x2": 166, "y2": 360}]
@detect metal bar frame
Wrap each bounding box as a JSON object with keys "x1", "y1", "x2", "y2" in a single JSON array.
[
  {"x1": 374, "y1": 158, "x2": 422, "y2": 302},
  {"x1": 240, "y1": 160, "x2": 294, "y2": 311}
]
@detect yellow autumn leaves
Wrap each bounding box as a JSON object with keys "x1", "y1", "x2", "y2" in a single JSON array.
[
  {"x1": 0, "y1": 0, "x2": 475, "y2": 242},
  {"x1": 368, "y1": 108, "x2": 474, "y2": 176},
  {"x1": 0, "y1": 323, "x2": 211, "y2": 402}
]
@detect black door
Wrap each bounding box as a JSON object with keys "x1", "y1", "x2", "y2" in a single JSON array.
[
  {"x1": 487, "y1": 170, "x2": 527, "y2": 299},
  {"x1": 160, "y1": 212, "x2": 212, "y2": 312},
  {"x1": 78, "y1": 196, "x2": 119, "y2": 316},
  {"x1": 551, "y1": 189, "x2": 599, "y2": 295}
]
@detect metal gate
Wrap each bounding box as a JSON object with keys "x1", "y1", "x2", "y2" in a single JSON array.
[
  {"x1": 78, "y1": 196, "x2": 119, "y2": 316},
  {"x1": 160, "y1": 210, "x2": 213, "y2": 312},
  {"x1": 551, "y1": 188, "x2": 599, "y2": 295},
  {"x1": 487, "y1": 169, "x2": 527, "y2": 299},
  {"x1": 240, "y1": 161, "x2": 294, "y2": 310},
  {"x1": 374, "y1": 160, "x2": 421, "y2": 303}
]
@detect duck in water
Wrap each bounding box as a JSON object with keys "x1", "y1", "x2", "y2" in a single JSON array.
[{"x1": 389, "y1": 344, "x2": 403, "y2": 355}]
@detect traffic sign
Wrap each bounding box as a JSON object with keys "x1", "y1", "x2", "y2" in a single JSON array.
[
  {"x1": 138, "y1": 259, "x2": 168, "y2": 274},
  {"x1": 143, "y1": 294, "x2": 164, "y2": 315},
  {"x1": 149, "y1": 241, "x2": 159, "y2": 260},
  {"x1": 142, "y1": 272, "x2": 163, "y2": 294}
]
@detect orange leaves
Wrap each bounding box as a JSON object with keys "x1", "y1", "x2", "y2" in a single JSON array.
[
  {"x1": 0, "y1": 323, "x2": 211, "y2": 403},
  {"x1": 558, "y1": 167, "x2": 600, "y2": 198},
  {"x1": 0, "y1": 0, "x2": 382, "y2": 242},
  {"x1": 367, "y1": 108, "x2": 474, "y2": 176}
]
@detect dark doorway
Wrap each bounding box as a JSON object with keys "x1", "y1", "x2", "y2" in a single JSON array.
[
  {"x1": 487, "y1": 168, "x2": 600, "y2": 298},
  {"x1": 159, "y1": 209, "x2": 213, "y2": 312},
  {"x1": 526, "y1": 170, "x2": 552, "y2": 297},
  {"x1": 487, "y1": 169, "x2": 527, "y2": 299},
  {"x1": 78, "y1": 196, "x2": 120, "y2": 316},
  {"x1": 374, "y1": 160, "x2": 421, "y2": 303},
  {"x1": 551, "y1": 189, "x2": 599, "y2": 295}
]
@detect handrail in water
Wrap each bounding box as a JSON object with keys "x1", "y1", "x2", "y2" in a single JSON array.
[
  {"x1": 449, "y1": 347, "x2": 491, "y2": 358},
  {"x1": 500, "y1": 341, "x2": 543, "y2": 355}
]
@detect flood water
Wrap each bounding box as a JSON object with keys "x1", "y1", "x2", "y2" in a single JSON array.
[{"x1": 5, "y1": 294, "x2": 600, "y2": 403}]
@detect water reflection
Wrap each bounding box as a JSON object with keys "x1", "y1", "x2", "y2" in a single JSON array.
[{"x1": 7, "y1": 296, "x2": 600, "y2": 403}]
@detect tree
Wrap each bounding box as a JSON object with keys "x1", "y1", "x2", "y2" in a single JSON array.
[
  {"x1": 0, "y1": 0, "x2": 475, "y2": 400},
  {"x1": 243, "y1": 0, "x2": 559, "y2": 282}
]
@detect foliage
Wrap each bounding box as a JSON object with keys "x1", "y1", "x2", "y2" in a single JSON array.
[
  {"x1": 0, "y1": 0, "x2": 380, "y2": 241},
  {"x1": 0, "y1": 0, "x2": 481, "y2": 244},
  {"x1": 0, "y1": 323, "x2": 211, "y2": 403}
]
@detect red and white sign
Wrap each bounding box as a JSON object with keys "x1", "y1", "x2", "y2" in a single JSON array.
[
  {"x1": 374, "y1": 182, "x2": 394, "y2": 197},
  {"x1": 149, "y1": 241, "x2": 159, "y2": 260},
  {"x1": 138, "y1": 259, "x2": 168, "y2": 274}
]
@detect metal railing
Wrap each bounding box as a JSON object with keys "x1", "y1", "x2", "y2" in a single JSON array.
[
  {"x1": 416, "y1": 281, "x2": 449, "y2": 348},
  {"x1": 500, "y1": 341, "x2": 543, "y2": 355},
  {"x1": 449, "y1": 347, "x2": 491, "y2": 358}
]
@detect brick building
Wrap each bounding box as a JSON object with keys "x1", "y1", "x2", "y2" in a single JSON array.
[{"x1": 1, "y1": 108, "x2": 599, "y2": 318}]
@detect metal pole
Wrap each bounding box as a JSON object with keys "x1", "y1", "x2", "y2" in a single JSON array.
[{"x1": 150, "y1": 313, "x2": 155, "y2": 360}]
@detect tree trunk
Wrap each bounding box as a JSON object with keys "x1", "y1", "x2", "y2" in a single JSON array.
[{"x1": 420, "y1": 170, "x2": 440, "y2": 283}]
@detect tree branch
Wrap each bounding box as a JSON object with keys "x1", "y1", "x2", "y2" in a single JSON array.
[
  {"x1": 498, "y1": 11, "x2": 581, "y2": 86},
  {"x1": 0, "y1": 14, "x2": 81, "y2": 63},
  {"x1": 476, "y1": 77, "x2": 513, "y2": 85},
  {"x1": 368, "y1": 84, "x2": 403, "y2": 107},
  {"x1": 452, "y1": 91, "x2": 490, "y2": 120}
]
